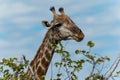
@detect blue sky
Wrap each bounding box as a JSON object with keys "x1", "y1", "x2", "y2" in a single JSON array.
[{"x1": 0, "y1": 0, "x2": 120, "y2": 79}]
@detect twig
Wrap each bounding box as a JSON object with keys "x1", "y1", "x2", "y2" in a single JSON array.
[
  {"x1": 64, "y1": 62, "x2": 71, "y2": 80},
  {"x1": 89, "y1": 59, "x2": 96, "y2": 77},
  {"x1": 58, "y1": 55, "x2": 63, "y2": 74},
  {"x1": 96, "y1": 62, "x2": 105, "y2": 75},
  {"x1": 23, "y1": 55, "x2": 35, "y2": 80},
  {"x1": 99, "y1": 62, "x2": 105, "y2": 74},
  {"x1": 104, "y1": 53, "x2": 120, "y2": 80}
]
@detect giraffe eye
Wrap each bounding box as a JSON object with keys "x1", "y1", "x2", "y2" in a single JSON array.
[{"x1": 55, "y1": 23, "x2": 62, "y2": 27}]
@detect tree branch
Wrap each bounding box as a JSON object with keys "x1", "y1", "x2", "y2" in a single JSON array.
[{"x1": 104, "y1": 53, "x2": 120, "y2": 80}]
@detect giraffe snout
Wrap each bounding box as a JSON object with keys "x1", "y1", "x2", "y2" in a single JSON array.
[{"x1": 73, "y1": 32, "x2": 84, "y2": 42}]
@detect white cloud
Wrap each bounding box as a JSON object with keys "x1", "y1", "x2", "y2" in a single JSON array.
[
  {"x1": 0, "y1": 2, "x2": 36, "y2": 18},
  {"x1": 112, "y1": 27, "x2": 120, "y2": 36},
  {"x1": 11, "y1": 16, "x2": 41, "y2": 30},
  {"x1": 0, "y1": 25, "x2": 5, "y2": 33},
  {"x1": 108, "y1": 2, "x2": 120, "y2": 20},
  {"x1": 12, "y1": 16, "x2": 39, "y2": 24},
  {"x1": 0, "y1": 39, "x2": 10, "y2": 48},
  {"x1": 85, "y1": 17, "x2": 95, "y2": 23}
]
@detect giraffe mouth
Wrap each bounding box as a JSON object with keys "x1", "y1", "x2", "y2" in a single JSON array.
[
  {"x1": 73, "y1": 34, "x2": 84, "y2": 42},
  {"x1": 63, "y1": 36, "x2": 73, "y2": 40},
  {"x1": 62, "y1": 34, "x2": 84, "y2": 42}
]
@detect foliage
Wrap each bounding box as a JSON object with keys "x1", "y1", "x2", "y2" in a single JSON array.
[
  {"x1": 0, "y1": 57, "x2": 29, "y2": 80},
  {"x1": 114, "y1": 70, "x2": 120, "y2": 77},
  {"x1": 0, "y1": 41, "x2": 119, "y2": 80},
  {"x1": 52, "y1": 41, "x2": 111, "y2": 80}
]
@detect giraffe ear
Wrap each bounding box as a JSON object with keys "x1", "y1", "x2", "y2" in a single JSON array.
[{"x1": 42, "y1": 21, "x2": 51, "y2": 29}]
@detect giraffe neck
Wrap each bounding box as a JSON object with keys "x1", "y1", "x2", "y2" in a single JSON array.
[{"x1": 27, "y1": 31, "x2": 58, "y2": 80}]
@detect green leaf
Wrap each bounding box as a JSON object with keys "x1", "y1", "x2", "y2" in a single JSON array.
[
  {"x1": 75, "y1": 50, "x2": 80, "y2": 54},
  {"x1": 55, "y1": 62, "x2": 62, "y2": 67},
  {"x1": 87, "y1": 41, "x2": 95, "y2": 48},
  {"x1": 114, "y1": 70, "x2": 120, "y2": 77},
  {"x1": 57, "y1": 73, "x2": 62, "y2": 77}
]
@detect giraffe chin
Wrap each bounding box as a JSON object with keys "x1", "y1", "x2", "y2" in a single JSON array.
[
  {"x1": 62, "y1": 36, "x2": 83, "y2": 42},
  {"x1": 62, "y1": 36, "x2": 84, "y2": 42},
  {"x1": 73, "y1": 36, "x2": 84, "y2": 42}
]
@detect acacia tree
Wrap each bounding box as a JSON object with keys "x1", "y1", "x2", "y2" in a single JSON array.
[{"x1": 0, "y1": 41, "x2": 120, "y2": 80}]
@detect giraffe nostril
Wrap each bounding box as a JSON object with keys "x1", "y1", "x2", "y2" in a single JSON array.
[{"x1": 79, "y1": 30, "x2": 82, "y2": 33}]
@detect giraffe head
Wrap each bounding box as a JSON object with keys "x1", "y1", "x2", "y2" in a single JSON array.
[{"x1": 42, "y1": 7, "x2": 84, "y2": 42}]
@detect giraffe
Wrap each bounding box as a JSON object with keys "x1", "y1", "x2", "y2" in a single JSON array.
[{"x1": 26, "y1": 7, "x2": 84, "y2": 80}]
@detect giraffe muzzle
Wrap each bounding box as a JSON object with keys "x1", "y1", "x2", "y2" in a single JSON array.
[{"x1": 73, "y1": 33, "x2": 84, "y2": 42}]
